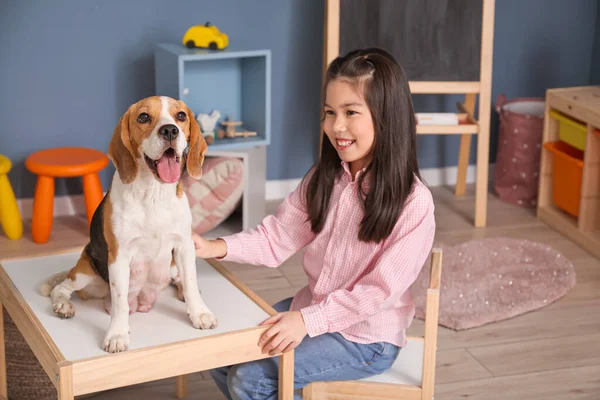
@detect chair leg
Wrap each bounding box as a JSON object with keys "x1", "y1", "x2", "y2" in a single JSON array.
[
  {"x1": 82, "y1": 172, "x2": 104, "y2": 225},
  {"x1": 455, "y1": 93, "x2": 477, "y2": 196},
  {"x1": 175, "y1": 375, "x2": 187, "y2": 398},
  {"x1": 0, "y1": 174, "x2": 23, "y2": 240},
  {"x1": 32, "y1": 176, "x2": 54, "y2": 244},
  {"x1": 455, "y1": 135, "x2": 472, "y2": 196}
]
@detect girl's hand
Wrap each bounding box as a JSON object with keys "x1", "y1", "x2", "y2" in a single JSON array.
[
  {"x1": 258, "y1": 311, "x2": 307, "y2": 355},
  {"x1": 192, "y1": 233, "x2": 227, "y2": 259}
]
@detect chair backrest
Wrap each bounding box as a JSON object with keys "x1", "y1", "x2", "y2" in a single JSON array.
[{"x1": 421, "y1": 248, "x2": 442, "y2": 399}]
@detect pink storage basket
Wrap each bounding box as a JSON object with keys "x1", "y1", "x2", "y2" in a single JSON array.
[{"x1": 493, "y1": 94, "x2": 545, "y2": 208}]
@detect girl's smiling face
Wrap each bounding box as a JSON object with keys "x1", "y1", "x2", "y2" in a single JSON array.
[{"x1": 323, "y1": 78, "x2": 375, "y2": 179}]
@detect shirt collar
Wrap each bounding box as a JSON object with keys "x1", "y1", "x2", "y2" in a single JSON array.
[{"x1": 341, "y1": 161, "x2": 370, "y2": 186}]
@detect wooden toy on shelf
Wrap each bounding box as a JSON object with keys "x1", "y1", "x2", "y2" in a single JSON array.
[
  {"x1": 220, "y1": 117, "x2": 257, "y2": 139},
  {"x1": 233, "y1": 130, "x2": 257, "y2": 138},
  {"x1": 221, "y1": 120, "x2": 242, "y2": 137},
  {"x1": 537, "y1": 85, "x2": 600, "y2": 259}
]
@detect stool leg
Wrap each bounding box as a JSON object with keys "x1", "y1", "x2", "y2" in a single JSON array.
[
  {"x1": 0, "y1": 174, "x2": 23, "y2": 240},
  {"x1": 82, "y1": 172, "x2": 104, "y2": 225},
  {"x1": 32, "y1": 176, "x2": 54, "y2": 244},
  {"x1": 455, "y1": 93, "x2": 476, "y2": 197}
]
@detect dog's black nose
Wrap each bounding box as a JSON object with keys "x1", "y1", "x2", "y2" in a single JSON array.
[{"x1": 159, "y1": 124, "x2": 179, "y2": 141}]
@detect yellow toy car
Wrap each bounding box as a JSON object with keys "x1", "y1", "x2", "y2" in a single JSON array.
[{"x1": 183, "y1": 22, "x2": 229, "y2": 50}]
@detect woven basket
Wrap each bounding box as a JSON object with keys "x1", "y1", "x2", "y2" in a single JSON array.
[{"x1": 3, "y1": 308, "x2": 55, "y2": 400}]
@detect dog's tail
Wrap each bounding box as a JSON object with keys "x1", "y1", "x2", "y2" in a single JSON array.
[{"x1": 39, "y1": 271, "x2": 69, "y2": 297}]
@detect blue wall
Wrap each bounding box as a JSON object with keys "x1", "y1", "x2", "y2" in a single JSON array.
[
  {"x1": 0, "y1": 0, "x2": 324, "y2": 198},
  {"x1": 0, "y1": 0, "x2": 598, "y2": 199},
  {"x1": 591, "y1": 3, "x2": 600, "y2": 84}
]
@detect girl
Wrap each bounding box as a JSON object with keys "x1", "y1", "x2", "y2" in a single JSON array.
[{"x1": 193, "y1": 47, "x2": 435, "y2": 400}]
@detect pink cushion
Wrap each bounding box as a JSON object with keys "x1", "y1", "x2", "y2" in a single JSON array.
[{"x1": 181, "y1": 156, "x2": 244, "y2": 234}]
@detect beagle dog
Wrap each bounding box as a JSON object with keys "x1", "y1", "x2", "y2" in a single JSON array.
[{"x1": 40, "y1": 96, "x2": 217, "y2": 353}]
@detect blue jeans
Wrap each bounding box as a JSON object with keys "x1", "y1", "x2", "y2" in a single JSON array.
[{"x1": 209, "y1": 297, "x2": 400, "y2": 400}]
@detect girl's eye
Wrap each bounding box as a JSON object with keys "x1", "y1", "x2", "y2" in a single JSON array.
[
  {"x1": 325, "y1": 110, "x2": 335, "y2": 116},
  {"x1": 346, "y1": 110, "x2": 357, "y2": 116},
  {"x1": 137, "y1": 113, "x2": 150, "y2": 123},
  {"x1": 176, "y1": 111, "x2": 187, "y2": 122}
]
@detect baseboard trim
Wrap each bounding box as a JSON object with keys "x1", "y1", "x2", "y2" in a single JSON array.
[
  {"x1": 16, "y1": 164, "x2": 494, "y2": 218},
  {"x1": 17, "y1": 194, "x2": 90, "y2": 220},
  {"x1": 265, "y1": 178, "x2": 303, "y2": 201}
]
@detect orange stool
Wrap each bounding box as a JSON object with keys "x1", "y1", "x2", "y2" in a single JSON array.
[{"x1": 25, "y1": 147, "x2": 109, "y2": 244}]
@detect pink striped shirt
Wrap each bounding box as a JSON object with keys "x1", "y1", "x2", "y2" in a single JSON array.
[{"x1": 220, "y1": 162, "x2": 436, "y2": 347}]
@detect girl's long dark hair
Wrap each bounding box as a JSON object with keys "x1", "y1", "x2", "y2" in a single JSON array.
[{"x1": 304, "y1": 48, "x2": 420, "y2": 243}]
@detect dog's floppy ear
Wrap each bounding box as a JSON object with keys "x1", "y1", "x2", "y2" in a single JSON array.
[
  {"x1": 184, "y1": 105, "x2": 207, "y2": 180},
  {"x1": 108, "y1": 108, "x2": 138, "y2": 184}
]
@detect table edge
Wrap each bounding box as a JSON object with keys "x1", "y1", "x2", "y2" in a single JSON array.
[{"x1": 0, "y1": 249, "x2": 278, "y2": 363}]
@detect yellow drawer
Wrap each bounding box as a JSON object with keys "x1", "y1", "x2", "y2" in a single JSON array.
[{"x1": 550, "y1": 110, "x2": 587, "y2": 151}]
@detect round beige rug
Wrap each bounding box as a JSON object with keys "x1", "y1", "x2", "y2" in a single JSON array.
[{"x1": 411, "y1": 238, "x2": 577, "y2": 330}]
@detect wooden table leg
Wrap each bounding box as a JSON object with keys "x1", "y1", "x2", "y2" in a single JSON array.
[
  {"x1": 57, "y1": 363, "x2": 74, "y2": 400},
  {"x1": 0, "y1": 304, "x2": 7, "y2": 399},
  {"x1": 278, "y1": 350, "x2": 294, "y2": 400},
  {"x1": 176, "y1": 374, "x2": 187, "y2": 398}
]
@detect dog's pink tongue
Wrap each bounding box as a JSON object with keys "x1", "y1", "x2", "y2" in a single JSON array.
[{"x1": 156, "y1": 154, "x2": 181, "y2": 183}]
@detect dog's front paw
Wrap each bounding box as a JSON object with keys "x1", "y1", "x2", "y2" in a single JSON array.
[
  {"x1": 53, "y1": 300, "x2": 75, "y2": 319},
  {"x1": 102, "y1": 331, "x2": 130, "y2": 353},
  {"x1": 190, "y1": 312, "x2": 218, "y2": 329}
]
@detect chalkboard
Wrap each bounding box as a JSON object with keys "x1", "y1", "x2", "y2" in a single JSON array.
[{"x1": 339, "y1": 0, "x2": 483, "y2": 81}]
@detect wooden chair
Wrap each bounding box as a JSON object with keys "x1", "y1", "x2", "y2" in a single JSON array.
[
  {"x1": 303, "y1": 248, "x2": 443, "y2": 400},
  {"x1": 322, "y1": 0, "x2": 496, "y2": 228}
]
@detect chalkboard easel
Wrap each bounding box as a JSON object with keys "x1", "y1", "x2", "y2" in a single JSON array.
[{"x1": 323, "y1": 0, "x2": 496, "y2": 228}]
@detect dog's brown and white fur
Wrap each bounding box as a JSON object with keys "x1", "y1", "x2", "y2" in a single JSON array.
[{"x1": 40, "y1": 96, "x2": 217, "y2": 353}]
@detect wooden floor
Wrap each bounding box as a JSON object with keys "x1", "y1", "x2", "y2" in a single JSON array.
[{"x1": 1, "y1": 184, "x2": 599, "y2": 399}]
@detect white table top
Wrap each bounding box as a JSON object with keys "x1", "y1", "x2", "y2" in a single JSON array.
[{"x1": 1, "y1": 251, "x2": 270, "y2": 361}]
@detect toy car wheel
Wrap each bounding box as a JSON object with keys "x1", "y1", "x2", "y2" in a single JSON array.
[
  {"x1": 209, "y1": 41, "x2": 218, "y2": 50},
  {"x1": 186, "y1": 40, "x2": 196, "y2": 49}
]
